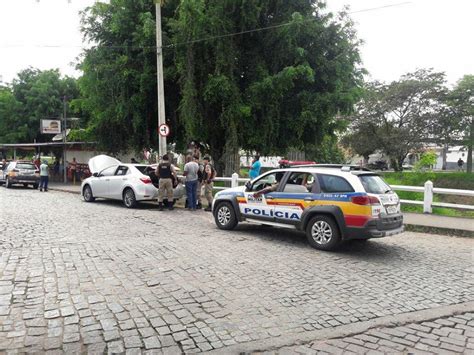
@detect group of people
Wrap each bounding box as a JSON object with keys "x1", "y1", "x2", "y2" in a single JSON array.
[{"x1": 154, "y1": 153, "x2": 216, "y2": 212}]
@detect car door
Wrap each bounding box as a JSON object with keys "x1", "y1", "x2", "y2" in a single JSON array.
[
  {"x1": 107, "y1": 165, "x2": 129, "y2": 199},
  {"x1": 273, "y1": 172, "x2": 317, "y2": 225},
  {"x1": 92, "y1": 166, "x2": 118, "y2": 198},
  {"x1": 241, "y1": 171, "x2": 286, "y2": 222}
]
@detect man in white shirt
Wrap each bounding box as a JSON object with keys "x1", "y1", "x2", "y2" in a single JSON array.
[
  {"x1": 183, "y1": 155, "x2": 200, "y2": 210},
  {"x1": 39, "y1": 160, "x2": 49, "y2": 192}
]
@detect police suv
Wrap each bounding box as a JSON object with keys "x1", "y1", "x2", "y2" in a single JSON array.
[{"x1": 212, "y1": 166, "x2": 404, "y2": 251}]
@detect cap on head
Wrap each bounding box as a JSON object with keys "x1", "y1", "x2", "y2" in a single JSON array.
[
  {"x1": 162, "y1": 154, "x2": 169, "y2": 161},
  {"x1": 203, "y1": 156, "x2": 210, "y2": 161}
]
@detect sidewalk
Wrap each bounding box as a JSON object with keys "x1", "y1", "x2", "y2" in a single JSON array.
[
  {"x1": 48, "y1": 182, "x2": 82, "y2": 194},
  {"x1": 47, "y1": 183, "x2": 473, "y2": 236}
]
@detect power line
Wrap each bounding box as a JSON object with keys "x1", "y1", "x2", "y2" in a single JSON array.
[{"x1": 0, "y1": 1, "x2": 412, "y2": 50}]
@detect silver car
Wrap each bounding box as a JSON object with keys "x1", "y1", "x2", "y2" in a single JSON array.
[{"x1": 81, "y1": 155, "x2": 185, "y2": 208}]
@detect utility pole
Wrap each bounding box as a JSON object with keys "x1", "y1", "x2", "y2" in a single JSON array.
[
  {"x1": 63, "y1": 96, "x2": 67, "y2": 183},
  {"x1": 155, "y1": 0, "x2": 167, "y2": 158}
]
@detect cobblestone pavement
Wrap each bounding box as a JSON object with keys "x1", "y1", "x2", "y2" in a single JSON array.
[
  {"x1": 257, "y1": 313, "x2": 474, "y2": 354},
  {"x1": 0, "y1": 187, "x2": 473, "y2": 354}
]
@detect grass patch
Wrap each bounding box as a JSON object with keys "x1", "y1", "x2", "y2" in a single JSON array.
[{"x1": 382, "y1": 172, "x2": 474, "y2": 218}]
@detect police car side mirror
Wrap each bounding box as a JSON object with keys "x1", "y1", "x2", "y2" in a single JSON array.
[
  {"x1": 245, "y1": 181, "x2": 252, "y2": 191},
  {"x1": 93, "y1": 172, "x2": 99, "y2": 177}
]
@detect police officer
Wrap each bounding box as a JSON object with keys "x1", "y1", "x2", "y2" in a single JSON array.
[
  {"x1": 194, "y1": 155, "x2": 204, "y2": 209},
  {"x1": 155, "y1": 154, "x2": 176, "y2": 211},
  {"x1": 202, "y1": 156, "x2": 215, "y2": 211}
]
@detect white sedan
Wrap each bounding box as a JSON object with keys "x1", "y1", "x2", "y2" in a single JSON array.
[{"x1": 81, "y1": 155, "x2": 185, "y2": 208}]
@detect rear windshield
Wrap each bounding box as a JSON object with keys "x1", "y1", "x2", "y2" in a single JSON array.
[
  {"x1": 16, "y1": 163, "x2": 36, "y2": 170},
  {"x1": 358, "y1": 175, "x2": 392, "y2": 194},
  {"x1": 135, "y1": 165, "x2": 149, "y2": 174}
]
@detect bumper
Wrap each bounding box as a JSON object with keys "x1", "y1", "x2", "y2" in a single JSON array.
[
  {"x1": 9, "y1": 176, "x2": 39, "y2": 184},
  {"x1": 345, "y1": 213, "x2": 404, "y2": 240}
]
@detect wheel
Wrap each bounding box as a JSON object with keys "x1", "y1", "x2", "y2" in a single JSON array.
[
  {"x1": 33, "y1": 183, "x2": 38, "y2": 189},
  {"x1": 214, "y1": 202, "x2": 238, "y2": 230},
  {"x1": 5, "y1": 177, "x2": 11, "y2": 188},
  {"x1": 305, "y1": 215, "x2": 341, "y2": 251},
  {"x1": 123, "y1": 188, "x2": 137, "y2": 208},
  {"x1": 83, "y1": 185, "x2": 95, "y2": 202}
]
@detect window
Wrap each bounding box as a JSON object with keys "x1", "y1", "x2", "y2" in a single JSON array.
[
  {"x1": 99, "y1": 166, "x2": 117, "y2": 177},
  {"x1": 249, "y1": 172, "x2": 285, "y2": 192},
  {"x1": 358, "y1": 175, "x2": 391, "y2": 194},
  {"x1": 16, "y1": 163, "x2": 36, "y2": 170},
  {"x1": 318, "y1": 174, "x2": 354, "y2": 193},
  {"x1": 115, "y1": 166, "x2": 129, "y2": 176},
  {"x1": 283, "y1": 172, "x2": 315, "y2": 193}
]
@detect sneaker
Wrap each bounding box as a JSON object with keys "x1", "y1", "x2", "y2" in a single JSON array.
[
  {"x1": 39, "y1": 189, "x2": 43, "y2": 192},
  {"x1": 204, "y1": 206, "x2": 211, "y2": 212}
]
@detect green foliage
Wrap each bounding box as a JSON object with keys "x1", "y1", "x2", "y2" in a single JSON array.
[
  {"x1": 414, "y1": 151, "x2": 437, "y2": 171},
  {"x1": 78, "y1": 0, "x2": 180, "y2": 153},
  {"x1": 0, "y1": 69, "x2": 79, "y2": 143},
  {"x1": 382, "y1": 172, "x2": 474, "y2": 217},
  {"x1": 343, "y1": 69, "x2": 448, "y2": 171},
  {"x1": 171, "y1": 0, "x2": 363, "y2": 171}
]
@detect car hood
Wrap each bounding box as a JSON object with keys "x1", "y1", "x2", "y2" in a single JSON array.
[{"x1": 88, "y1": 155, "x2": 121, "y2": 174}]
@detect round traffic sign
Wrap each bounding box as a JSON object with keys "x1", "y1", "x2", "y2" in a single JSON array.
[{"x1": 158, "y1": 123, "x2": 170, "y2": 137}]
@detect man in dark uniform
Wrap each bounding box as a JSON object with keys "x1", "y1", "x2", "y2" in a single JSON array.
[{"x1": 155, "y1": 154, "x2": 176, "y2": 211}]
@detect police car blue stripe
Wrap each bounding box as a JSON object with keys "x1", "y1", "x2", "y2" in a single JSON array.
[{"x1": 269, "y1": 192, "x2": 365, "y2": 201}]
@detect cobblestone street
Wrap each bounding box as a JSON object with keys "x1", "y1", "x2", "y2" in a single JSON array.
[{"x1": 0, "y1": 187, "x2": 473, "y2": 354}]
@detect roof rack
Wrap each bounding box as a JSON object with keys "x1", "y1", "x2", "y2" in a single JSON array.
[{"x1": 292, "y1": 164, "x2": 372, "y2": 171}]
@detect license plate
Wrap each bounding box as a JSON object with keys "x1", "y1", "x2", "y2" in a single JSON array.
[{"x1": 386, "y1": 205, "x2": 397, "y2": 214}]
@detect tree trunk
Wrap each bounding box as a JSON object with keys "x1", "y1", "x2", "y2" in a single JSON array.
[
  {"x1": 441, "y1": 144, "x2": 448, "y2": 170},
  {"x1": 467, "y1": 119, "x2": 473, "y2": 173}
]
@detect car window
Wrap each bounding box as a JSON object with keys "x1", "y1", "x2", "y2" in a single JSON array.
[
  {"x1": 115, "y1": 166, "x2": 129, "y2": 176},
  {"x1": 16, "y1": 163, "x2": 36, "y2": 170},
  {"x1": 99, "y1": 166, "x2": 118, "y2": 177},
  {"x1": 358, "y1": 175, "x2": 391, "y2": 194},
  {"x1": 318, "y1": 174, "x2": 354, "y2": 193},
  {"x1": 283, "y1": 172, "x2": 315, "y2": 193},
  {"x1": 250, "y1": 172, "x2": 285, "y2": 192}
]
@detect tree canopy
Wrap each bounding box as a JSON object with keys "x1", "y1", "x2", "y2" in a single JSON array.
[
  {"x1": 0, "y1": 68, "x2": 79, "y2": 144},
  {"x1": 77, "y1": 0, "x2": 363, "y2": 171}
]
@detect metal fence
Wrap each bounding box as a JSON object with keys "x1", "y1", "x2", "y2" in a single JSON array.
[{"x1": 213, "y1": 174, "x2": 474, "y2": 214}]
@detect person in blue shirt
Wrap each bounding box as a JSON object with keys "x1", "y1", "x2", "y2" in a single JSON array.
[{"x1": 249, "y1": 155, "x2": 262, "y2": 180}]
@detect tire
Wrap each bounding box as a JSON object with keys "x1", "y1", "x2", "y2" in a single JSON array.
[
  {"x1": 5, "y1": 177, "x2": 11, "y2": 188},
  {"x1": 123, "y1": 188, "x2": 137, "y2": 208},
  {"x1": 214, "y1": 202, "x2": 238, "y2": 230},
  {"x1": 83, "y1": 185, "x2": 95, "y2": 202},
  {"x1": 305, "y1": 215, "x2": 341, "y2": 251},
  {"x1": 33, "y1": 183, "x2": 39, "y2": 189}
]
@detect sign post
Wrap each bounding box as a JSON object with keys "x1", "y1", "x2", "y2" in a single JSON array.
[{"x1": 155, "y1": 0, "x2": 167, "y2": 157}]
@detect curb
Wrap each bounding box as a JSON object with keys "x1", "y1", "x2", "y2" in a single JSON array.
[
  {"x1": 404, "y1": 223, "x2": 474, "y2": 238},
  {"x1": 207, "y1": 302, "x2": 474, "y2": 355},
  {"x1": 48, "y1": 187, "x2": 81, "y2": 195}
]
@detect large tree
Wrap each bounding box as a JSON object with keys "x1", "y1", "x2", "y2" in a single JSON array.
[
  {"x1": 171, "y1": 0, "x2": 363, "y2": 173},
  {"x1": 78, "y1": 0, "x2": 180, "y2": 153},
  {"x1": 448, "y1": 75, "x2": 474, "y2": 173},
  {"x1": 344, "y1": 69, "x2": 447, "y2": 171},
  {"x1": 0, "y1": 68, "x2": 79, "y2": 143}
]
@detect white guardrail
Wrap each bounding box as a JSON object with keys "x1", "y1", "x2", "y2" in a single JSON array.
[{"x1": 213, "y1": 174, "x2": 474, "y2": 214}]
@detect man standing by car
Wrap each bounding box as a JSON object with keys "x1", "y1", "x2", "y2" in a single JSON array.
[
  {"x1": 249, "y1": 155, "x2": 261, "y2": 180},
  {"x1": 155, "y1": 154, "x2": 176, "y2": 211},
  {"x1": 39, "y1": 160, "x2": 49, "y2": 192},
  {"x1": 184, "y1": 155, "x2": 199, "y2": 211}
]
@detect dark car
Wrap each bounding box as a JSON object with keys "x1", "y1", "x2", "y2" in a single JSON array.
[
  {"x1": 1, "y1": 161, "x2": 40, "y2": 189},
  {"x1": 367, "y1": 160, "x2": 388, "y2": 171}
]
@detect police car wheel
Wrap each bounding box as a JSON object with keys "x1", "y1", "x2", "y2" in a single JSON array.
[
  {"x1": 83, "y1": 185, "x2": 95, "y2": 202},
  {"x1": 214, "y1": 202, "x2": 237, "y2": 230},
  {"x1": 123, "y1": 188, "x2": 137, "y2": 208},
  {"x1": 306, "y1": 215, "x2": 341, "y2": 251}
]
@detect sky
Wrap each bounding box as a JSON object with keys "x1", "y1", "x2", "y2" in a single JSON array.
[{"x1": 0, "y1": 0, "x2": 472, "y2": 85}]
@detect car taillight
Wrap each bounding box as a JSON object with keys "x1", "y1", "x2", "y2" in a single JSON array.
[
  {"x1": 140, "y1": 177, "x2": 152, "y2": 184},
  {"x1": 351, "y1": 195, "x2": 380, "y2": 205}
]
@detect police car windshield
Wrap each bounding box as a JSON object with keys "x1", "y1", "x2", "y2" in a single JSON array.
[{"x1": 358, "y1": 175, "x2": 392, "y2": 194}]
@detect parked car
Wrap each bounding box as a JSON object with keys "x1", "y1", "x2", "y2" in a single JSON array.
[
  {"x1": 367, "y1": 160, "x2": 388, "y2": 171},
  {"x1": 212, "y1": 166, "x2": 403, "y2": 251},
  {"x1": 0, "y1": 161, "x2": 40, "y2": 188},
  {"x1": 81, "y1": 155, "x2": 185, "y2": 208}
]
